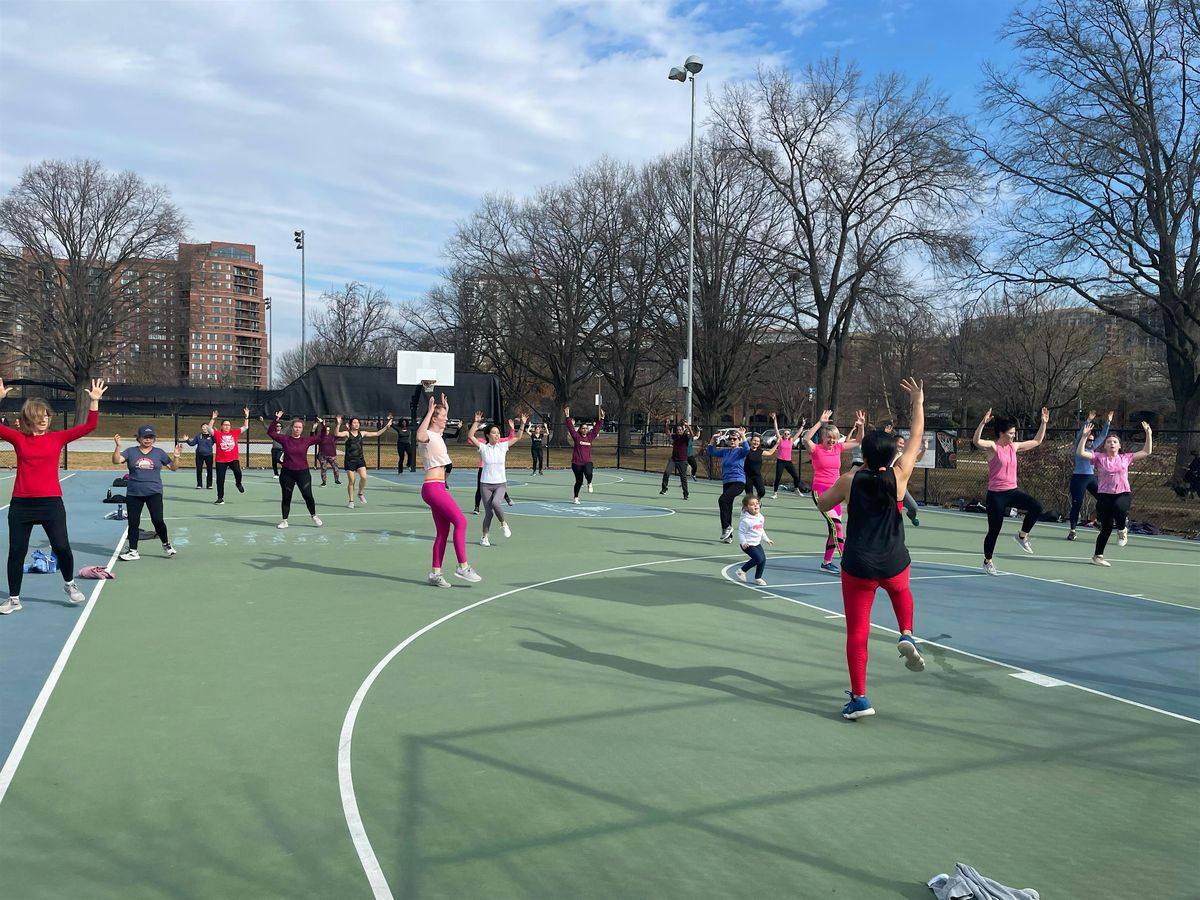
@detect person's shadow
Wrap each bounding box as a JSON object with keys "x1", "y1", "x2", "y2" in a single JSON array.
[{"x1": 515, "y1": 627, "x2": 827, "y2": 716}]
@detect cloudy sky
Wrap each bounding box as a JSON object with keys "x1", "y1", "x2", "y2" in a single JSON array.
[{"x1": 1, "y1": 0, "x2": 1014, "y2": 360}]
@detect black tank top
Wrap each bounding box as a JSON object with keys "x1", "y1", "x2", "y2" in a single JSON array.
[
  {"x1": 842, "y1": 469, "x2": 911, "y2": 579},
  {"x1": 745, "y1": 447, "x2": 764, "y2": 475},
  {"x1": 345, "y1": 433, "x2": 364, "y2": 459}
]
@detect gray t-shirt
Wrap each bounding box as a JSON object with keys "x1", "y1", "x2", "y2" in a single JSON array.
[{"x1": 121, "y1": 447, "x2": 172, "y2": 496}]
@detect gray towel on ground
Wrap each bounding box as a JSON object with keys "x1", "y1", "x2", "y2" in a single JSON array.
[{"x1": 928, "y1": 863, "x2": 1040, "y2": 900}]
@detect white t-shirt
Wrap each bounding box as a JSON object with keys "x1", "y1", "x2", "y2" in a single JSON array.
[
  {"x1": 479, "y1": 441, "x2": 511, "y2": 484},
  {"x1": 420, "y1": 431, "x2": 452, "y2": 469}
]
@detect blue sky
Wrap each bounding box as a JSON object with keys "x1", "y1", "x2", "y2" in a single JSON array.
[{"x1": 1, "y1": 0, "x2": 1017, "y2": 361}]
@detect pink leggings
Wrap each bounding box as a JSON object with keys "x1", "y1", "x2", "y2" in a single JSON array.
[
  {"x1": 811, "y1": 483, "x2": 844, "y2": 564},
  {"x1": 421, "y1": 480, "x2": 467, "y2": 568},
  {"x1": 841, "y1": 567, "x2": 913, "y2": 696}
]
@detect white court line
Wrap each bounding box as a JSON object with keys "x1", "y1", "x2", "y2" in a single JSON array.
[
  {"x1": 339, "y1": 552, "x2": 743, "y2": 900},
  {"x1": 164, "y1": 510, "x2": 427, "y2": 521},
  {"x1": 907, "y1": 548, "x2": 1200, "y2": 569},
  {"x1": 717, "y1": 557, "x2": 1200, "y2": 726},
  {"x1": 0, "y1": 525, "x2": 127, "y2": 807},
  {"x1": 762, "y1": 573, "x2": 988, "y2": 590}
]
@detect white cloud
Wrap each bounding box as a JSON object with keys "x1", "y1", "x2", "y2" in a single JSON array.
[{"x1": 0, "y1": 0, "x2": 824, "y2": 359}]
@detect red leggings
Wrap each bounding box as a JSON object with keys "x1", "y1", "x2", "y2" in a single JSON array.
[
  {"x1": 841, "y1": 567, "x2": 913, "y2": 696},
  {"x1": 421, "y1": 480, "x2": 467, "y2": 569}
]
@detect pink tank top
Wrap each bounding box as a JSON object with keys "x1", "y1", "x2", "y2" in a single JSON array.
[
  {"x1": 1093, "y1": 452, "x2": 1133, "y2": 494},
  {"x1": 810, "y1": 442, "x2": 844, "y2": 487},
  {"x1": 778, "y1": 439, "x2": 794, "y2": 461},
  {"x1": 987, "y1": 442, "x2": 1017, "y2": 491}
]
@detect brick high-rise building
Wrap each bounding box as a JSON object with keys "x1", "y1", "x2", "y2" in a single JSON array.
[{"x1": 178, "y1": 242, "x2": 266, "y2": 388}]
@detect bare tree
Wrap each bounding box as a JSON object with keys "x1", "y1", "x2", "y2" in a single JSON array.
[
  {"x1": 710, "y1": 61, "x2": 983, "y2": 411},
  {"x1": 972, "y1": 0, "x2": 1200, "y2": 477},
  {"x1": 0, "y1": 159, "x2": 188, "y2": 417},
  {"x1": 309, "y1": 281, "x2": 396, "y2": 366}
]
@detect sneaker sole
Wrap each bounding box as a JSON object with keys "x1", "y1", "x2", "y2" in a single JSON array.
[
  {"x1": 898, "y1": 640, "x2": 925, "y2": 672},
  {"x1": 842, "y1": 708, "x2": 875, "y2": 720}
]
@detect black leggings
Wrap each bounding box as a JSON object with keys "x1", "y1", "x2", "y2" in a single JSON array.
[
  {"x1": 744, "y1": 469, "x2": 766, "y2": 499},
  {"x1": 474, "y1": 468, "x2": 511, "y2": 511},
  {"x1": 127, "y1": 494, "x2": 168, "y2": 549},
  {"x1": 1095, "y1": 492, "x2": 1132, "y2": 556},
  {"x1": 396, "y1": 443, "x2": 415, "y2": 473},
  {"x1": 531, "y1": 446, "x2": 544, "y2": 473},
  {"x1": 216, "y1": 460, "x2": 243, "y2": 500},
  {"x1": 773, "y1": 459, "x2": 800, "y2": 493},
  {"x1": 1068, "y1": 473, "x2": 1100, "y2": 528},
  {"x1": 195, "y1": 454, "x2": 213, "y2": 488},
  {"x1": 572, "y1": 462, "x2": 594, "y2": 498},
  {"x1": 687, "y1": 455, "x2": 697, "y2": 477},
  {"x1": 270, "y1": 446, "x2": 284, "y2": 477},
  {"x1": 7, "y1": 498, "x2": 74, "y2": 597},
  {"x1": 280, "y1": 468, "x2": 316, "y2": 519},
  {"x1": 718, "y1": 480, "x2": 745, "y2": 531},
  {"x1": 984, "y1": 488, "x2": 1043, "y2": 559}
]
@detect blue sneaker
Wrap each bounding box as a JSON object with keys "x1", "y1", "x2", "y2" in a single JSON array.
[
  {"x1": 841, "y1": 692, "x2": 874, "y2": 720},
  {"x1": 820, "y1": 561, "x2": 840, "y2": 576},
  {"x1": 897, "y1": 635, "x2": 925, "y2": 671}
]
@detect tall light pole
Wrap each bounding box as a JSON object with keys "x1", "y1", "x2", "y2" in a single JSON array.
[
  {"x1": 264, "y1": 296, "x2": 273, "y2": 389},
  {"x1": 669, "y1": 54, "x2": 703, "y2": 423},
  {"x1": 293, "y1": 229, "x2": 306, "y2": 372}
]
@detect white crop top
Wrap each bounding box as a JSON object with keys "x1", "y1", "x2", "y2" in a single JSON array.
[{"x1": 421, "y1": 431, "x2": 452, "y2": 469}]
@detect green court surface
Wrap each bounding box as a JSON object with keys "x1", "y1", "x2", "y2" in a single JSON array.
[{"x1": 0, "y1": 468, "x2": 1196, "y2": 899}]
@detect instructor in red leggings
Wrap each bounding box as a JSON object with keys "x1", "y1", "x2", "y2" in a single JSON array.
[{"x1": 818, "y1": 377, "x2": 927, "y2": 721}]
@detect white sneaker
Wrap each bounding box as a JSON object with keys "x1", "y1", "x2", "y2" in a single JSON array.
[
  {"x1": 358, "y1": 495, "x2": 367, "y2": 505},
  {"x1": 348, "y1": 500, "x2": 354, "y2": 509},
  {"x1": 119, "y1": 548, "x2": 140, "y2": 561},
  {"x1": 573, "y1": 497, "x2": 580, "y2": 505},
  {"x1": 1092, "y1": 554, "x2": 1111, "y2": 567},
  {"x1": 163, "y1": 543, "x2": 177, "y2": 557},
  {"x1": 754, "y1": 578, "x2": 768, "y2": 586},
  {"x1": 273, "y1": 474, "x2": 279, "y2": 479},
  {"x1": 735, "y1": 569, "x2": 747, "y2": 582},
  {"x1": 982, "y1": 560, "x2": 999, "y2": 576},
  {"x1": 454, "y1": 564, "x2": 482, "y2": 583},
  {"x1": 771, "y1": 492, "x2": 778, "y2": 500},
  {"x1": 277, "y1": 520, "x2": 289, "y2": 529},
  {"x1": 480, "y1": 535, "x2": 491, "y2": 547},
  {"x1": 312, "y1": 516, "x2": 323, "y2": 527},
  {"x1": 1014, "y1": 534, "x2": 1034, "y2": 554},
  {"x1": 502, "y1": 522, "x2": 511, "y2": 539},
  {"x1": 1117, "y1": 528, "x2": 1128, "y2": 547},
  {"x1": 428, "y1": 572, "x2": 451, "y2": 588},
  {"x1": 0, "y1": 597, "x2": 21, "y2": 615},
  {"x1": 63, "y1": 582, "x2": 86, "y2": 603},
  {"x1": 898, "y1": 637, "x2": 925, "y2": 671},
  {"x1": 587, "y1": 483, "x2": 593, "y2": 493}
]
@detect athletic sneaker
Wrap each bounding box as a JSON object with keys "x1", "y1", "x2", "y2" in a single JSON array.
[
  {"x1": 505, "y1": 496, "x2": 513, "y2": 507},
  {"x1": 273, "y1": 474, "x2": 279, "y2": 480},
  {"x1": 119, "y1": 548, "x2": 140, "y2": 561},
  {"x1": 358, "y1": 495, "x2": 366, "y2": 505},
  {"x1": 1091, "y1": 554, "x2": 1111, "y2": 567},
  {"x1": 277, "y1": 520, "x2": 289, "y2": 529},
  {"x1": 472, "y1": 508, "x2": 479, "y2": 515},
  {"x1": 237, "y1": 484, "x2": 245, "y2": 493},
  {"x1": 1067, "y1": 529, "x2": 1077, "y2": 541},
  {"x1": 428, "y1": 572, "x2": 451, "y2": 588},
  {"x1": 735, "y1": 569, "x2": 747, "y2": 582},
  {"x1": 1014, "y1": 533, "x2": 1034, "y2": 554},
  {"x1": 754, "y1": 578, "x2": 768, "y2": 586},
  {"x1": 335, "y1": 479, "x2": 342, "y2": 485},
  {"x1": 982, "y1": 560, "x2": 999, "y2": 576},
  {"x1": 720, "y1": 526, "x2": 733, "y2": 541},
  {"x1": 454, "y1": 564, "x2": 482, "y2": 583},
  {"x1": 214, "y1": 499, "x2": 225, "y2": 505},
  {"x1": 0, "y1": 597, "x2": 22, "y2": 615},
  {"x1": 195, "y1": 485, "x2": 202, "y2": 490},
  {"x1": 820, "y1": 561, "x2": 840, "y2": 576},
  {"x1": 1117, "y1": 528, "x2": 1128, "y2": 547},
  {"x1": 348, "y1": 501, "x2": 355, "y2": 509},
  {"x1": 321, "y1": 479, "x2": 327, "y2": 486},
  {"x1": 771, "y1": 492, "x2": 778, "y2": 500},
  {"x1": 163, "y1": 542, "x2": 177, "y2": 557},
  {"x1": 683, "y1": 494, "x2": 689, "y2": 501},
  {"x1": 907, "y1": 513, "x2": 920, "y2": 527},
  {"x1": 573, "y1": 497, "x2": 580, "y2": 505},
  {"x1": 660, "y1": 489, "x2": 668, "y2": 495},
  {"x1": 841, "y1": 692, "x2": 875, "y2": 720},
  {"x1": 312, "y1": 516, "x2": 323, "y2": 527},
  {"x1": 502, "y1": 522, "x2": 511, "y2": 539},
  {"x1": 480, "y1": 535, "x2": 491, "y2": 547},
  {"x1": 63, "y1": 581, "x2": 86, "y2": 604},
  {"x1": 721, "y1": 533, "x2": 735, "y2": 544},
  {"x1": 897, "y1": 636, "x2": 925, "y2": 671},
  {"x1": 587, "y1": 483, "x2": 593, "y2": 493}
]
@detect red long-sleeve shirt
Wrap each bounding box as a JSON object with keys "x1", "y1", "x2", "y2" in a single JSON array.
[{"x1": 0, "y1": 409, "x2": 98, "y2": 498}]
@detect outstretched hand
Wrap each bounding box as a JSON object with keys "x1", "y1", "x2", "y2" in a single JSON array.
[
  {"x1": 981, "y1": 407, "x2": 993, "y2": 424},
  {"x1": 819, "y1": 409, "x2": 833, "y2": 423},
  {"x1": 87, "y1": 378, "x2": 108, "y2": 401},
  {"x1": 1040, "y1": 407, "x2": 1050, "y2": 424},
  {"x1": 113, "y1": 434, "x2": 121, "y2": 447},
  {"x1": 0, "y1": 377, "x2": 12, "y2": 400},
  {"x1": 243, "y1": 407, "x2": 250, "y2": 418},
  {"x1": 899, "y1": 377, "x2": 924, "y2": 405},
  {"x1": 854, "y1": 410, "x2": 866, "y2": 427}
]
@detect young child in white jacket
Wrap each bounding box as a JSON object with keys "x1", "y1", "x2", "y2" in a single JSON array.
[{"x1": 735, "y1": 495, "x2": 774, "y2": 585}]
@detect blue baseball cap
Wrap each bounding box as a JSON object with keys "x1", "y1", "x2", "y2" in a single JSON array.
[{"x1": 137, "y1": 425, "x2": 156, "y2": 439}]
